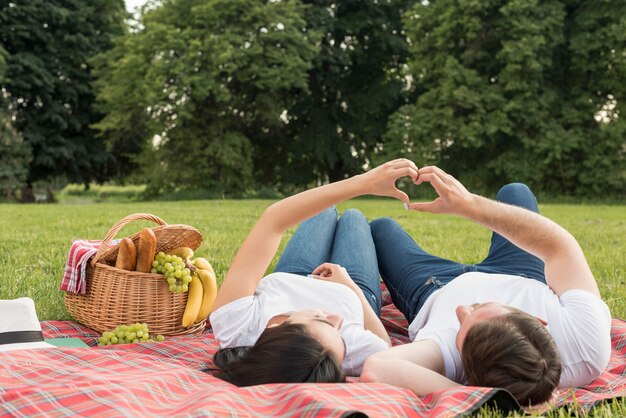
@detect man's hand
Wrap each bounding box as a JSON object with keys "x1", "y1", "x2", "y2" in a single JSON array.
[
  {"x1": 311, "y1": 263, "x2": 359, "y2": 292},
  {"x1": 408, "y1": 166, "x2": 476, "y2": 216}
]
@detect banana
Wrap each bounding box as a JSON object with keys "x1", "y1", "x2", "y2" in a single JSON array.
[
  {"x1": 182, "y1": 275, "x2": 203, "y2": 328},
  {"x1": 167, "y1": 247, "x2": 194, "y2": 260},
  {"x1": 193, "y1": 257, "x2": 215, "y2": 276},
  {"x1": 195, "y1": 268, "x2": 218, "y2": 322}
]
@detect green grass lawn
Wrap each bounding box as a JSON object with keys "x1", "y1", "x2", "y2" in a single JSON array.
[
  {"x1": 0, "y1": 199, "x2": 624, "y2": 416},
  {"x1": 1, "y1": 199, "x2": 623, "y2": 320}
]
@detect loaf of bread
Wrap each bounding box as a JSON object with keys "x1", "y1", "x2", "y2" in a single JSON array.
[
  {"x1": 115, "y1": 237, "x2": 137, "y2": 271},
  {"x1": 135, "y1": 228, "x2": 157, "y2": 273}
]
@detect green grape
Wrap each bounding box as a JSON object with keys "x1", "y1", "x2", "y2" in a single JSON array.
[
  {"x1": 98, "y1": 323, "x2": 164, "y2": 346},
  {"x1": 153, "y1": 253, "x2": 190, "y2": 293},
  {"x1": 156, "y1": 335, "x2": 165, "y2": 342}
]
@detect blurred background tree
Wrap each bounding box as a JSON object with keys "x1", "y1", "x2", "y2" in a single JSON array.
[
  {"x1": 0, "y1": 0, "x2": 623, "y2": 200},
  {"x1": 263, "y1": 0, "x2": 414, "y2": 188},
  {"x1": 0, "y1": 46, "x2": 31, "y2": 200},
  {"x1": 0, "y1": 0, "x2": 126, "y2": 201},
  {"x1": 382, "y1": 0, "x2": 625, "y2": 196},
  {"x1": 93, "y1": 0, "x2": 319, "y2": 195}
]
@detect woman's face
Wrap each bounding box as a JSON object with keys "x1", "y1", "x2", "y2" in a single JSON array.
[{"x1": 287, "y1": 309, "x2": 346, "y2": 362}]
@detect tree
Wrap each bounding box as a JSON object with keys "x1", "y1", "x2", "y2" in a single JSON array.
[
  {"x1": 0, "y1": 0, "x2": 126, "y2": 196},
  {"x1": 383, "y1": 0, "x2": 625, "y2": 196},
  {"x1": 93, "y1": 0, "x2": 318, "y2": 195},
  {"x1": 262, "y1": 0, "x2": 414, "y2": 187},
  {"x1": 0, "y1": 46, "x2": 31, "y2": 200}
]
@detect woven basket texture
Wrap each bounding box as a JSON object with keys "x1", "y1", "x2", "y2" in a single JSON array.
[{"x1": 64, "y1": 213, "x2": 205, "y2": 335}]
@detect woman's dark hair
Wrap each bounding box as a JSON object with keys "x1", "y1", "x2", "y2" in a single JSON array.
[{"x1": 213, "y1": 322, "x2": 345, "y2": 386}]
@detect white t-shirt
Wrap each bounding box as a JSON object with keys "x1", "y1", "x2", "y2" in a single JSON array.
[
  {"x1": 210, "y1": 272, "x2": 389, "y2": 376},
  {"x1": 409, "y1": 272, "x2": 612, "y2": 389}
]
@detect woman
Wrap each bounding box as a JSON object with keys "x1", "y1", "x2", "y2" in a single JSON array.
[{"x1": 210, "y1": 159, "x2": 418, "y2": 386}]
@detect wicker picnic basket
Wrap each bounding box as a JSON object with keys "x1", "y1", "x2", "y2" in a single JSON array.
[{"x1": 64, "y1": 213, "x2": 205, "y2": 336}]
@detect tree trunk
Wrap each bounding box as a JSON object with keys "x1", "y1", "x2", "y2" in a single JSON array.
[{"x1": 20, "y1": 185, "x2": 35, "y2": 203}]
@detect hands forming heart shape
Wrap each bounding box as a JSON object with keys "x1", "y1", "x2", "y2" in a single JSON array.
[{"x1": 365, "y1": 159, "x2": 475, "y2": 217}]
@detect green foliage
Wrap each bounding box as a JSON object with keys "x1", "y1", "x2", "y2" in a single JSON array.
[
  {"x1": 93, "y1": 0, "x2": 319, "y2": 195},
  {"x1": 0, "y1": 0, "x2": 126, "y2": 187},
  {"x1": 0, "y1": 46, "x2": 31, "y2": 199},
  {"x1": 383, "y1": 0, "x2": 625, "y2": 196},
  {"x1": 57, "y1": 183, "x2": 147, "y2": 203},
  {"x1": 0, "y1": 113, "x2": 31, "y2": 200},
  {"x1": 263, "y1": 0, "x2": 414, "y2": 186}
]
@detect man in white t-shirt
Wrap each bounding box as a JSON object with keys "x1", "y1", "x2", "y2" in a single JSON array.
[{"x1": 361, "y1": 166, "x2": 612, "y2": 406}]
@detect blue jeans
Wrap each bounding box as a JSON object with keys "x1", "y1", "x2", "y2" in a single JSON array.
[
  {"x1": 274, "y1": 207, "x2": 382, "y2": 316},
  {"x1": 370, "y1": 183, "x2": 546, "y2": 324}
]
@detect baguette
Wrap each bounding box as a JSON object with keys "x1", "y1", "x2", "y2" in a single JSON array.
[
  {"x1": 115, "y1": 237, "x2": 137, "y2": 271},
  {"x1": 135, "y1": 228, "x2": 157, "y2": 273}
]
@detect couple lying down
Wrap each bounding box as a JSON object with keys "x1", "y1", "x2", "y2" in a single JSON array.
[{"x1": 210, "y1": 159, "x2": 611, "y2": 406}]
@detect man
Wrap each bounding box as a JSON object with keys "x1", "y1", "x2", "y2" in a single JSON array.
[{"x1": 361, "y1": 166, "x2": 611, "y2": 405}]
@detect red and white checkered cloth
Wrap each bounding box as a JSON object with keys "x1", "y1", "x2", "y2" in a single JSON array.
[
  {"x1": 0, "y1": 287, "x2": 623, "y2": 417},
  {"x1": 59, "y1": 240, "x2": 118, "y2": 294}
]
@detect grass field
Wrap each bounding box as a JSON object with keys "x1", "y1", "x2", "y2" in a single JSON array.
[
  {"x1": 0, "y1": 199, "x2": 624, "y2": 416},
  {"x1": 1, "y1": 199, "x2": 623, "y2": 320}
]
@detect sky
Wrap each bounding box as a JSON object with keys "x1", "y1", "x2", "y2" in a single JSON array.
[{"x1": 125, "y1": 0, "x2": 147, "y2": 13}]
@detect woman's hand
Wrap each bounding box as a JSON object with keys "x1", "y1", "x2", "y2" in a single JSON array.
[
  {"x1": 357, "y1": 159, "x2": 419, "y2": 205},
  {"x1": 311, "y1": 263, "x2": 359, "y2": 292},
  {"x1": 313, "y1": 262, "x2": 391, "y2": 347}
]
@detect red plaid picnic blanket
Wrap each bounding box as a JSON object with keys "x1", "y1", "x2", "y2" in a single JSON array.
[{"x1": 1, "y1": 289, "x2": 624, "y2": 417}]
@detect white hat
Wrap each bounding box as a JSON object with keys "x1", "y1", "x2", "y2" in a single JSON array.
[{"x1": 0, "y1": 297, "x2": 54, "y2": 352}]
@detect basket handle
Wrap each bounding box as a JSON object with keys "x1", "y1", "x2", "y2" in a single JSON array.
[{"x1": 91, "y1": 213, "x2": 167, "y2": 266}]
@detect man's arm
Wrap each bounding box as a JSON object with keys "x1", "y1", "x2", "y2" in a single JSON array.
[
  {"x1": 361, "y1": 340, "x2": 459, "y2": 394},
  {"x1": 409, "y1": 166, "x2": 599, "y2": 297}
]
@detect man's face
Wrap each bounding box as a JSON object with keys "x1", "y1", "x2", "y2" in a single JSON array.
[{"x1": 454, "y1": 302, "x2": 512, "y2": 352}]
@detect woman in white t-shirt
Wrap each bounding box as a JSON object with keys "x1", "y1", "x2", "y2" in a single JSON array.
[{"x1": 209, "y1": 159, "x2": 419, "y2": 386}]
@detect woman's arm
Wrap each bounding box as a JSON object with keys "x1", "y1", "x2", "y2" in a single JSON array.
[
  {"x1": 312, "y1": 263, "x2": 391, "y2": 346},
  {"x1": 212, "y1": 159, "x2": 418, "y2": 312}
]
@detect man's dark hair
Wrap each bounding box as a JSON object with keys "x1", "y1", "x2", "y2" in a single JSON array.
[
  {"x1": 213, "y1": 322, "x2": 345, "y2": 386},
  {"x1": 461, "y1": 310, "x2": 562, "y2": 405}
]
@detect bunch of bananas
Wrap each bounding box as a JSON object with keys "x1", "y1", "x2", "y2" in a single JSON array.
[{"x1": 165, "y1": 247, "x2": 218, "y2": 328}]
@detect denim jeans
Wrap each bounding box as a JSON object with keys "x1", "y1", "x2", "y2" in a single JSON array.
[
  {"x1": 370, "y1": 183, "x2": 546, "y2": 324},
  {"x1": 274, "y1": 207, "x2": 382, "y2": 315}
]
